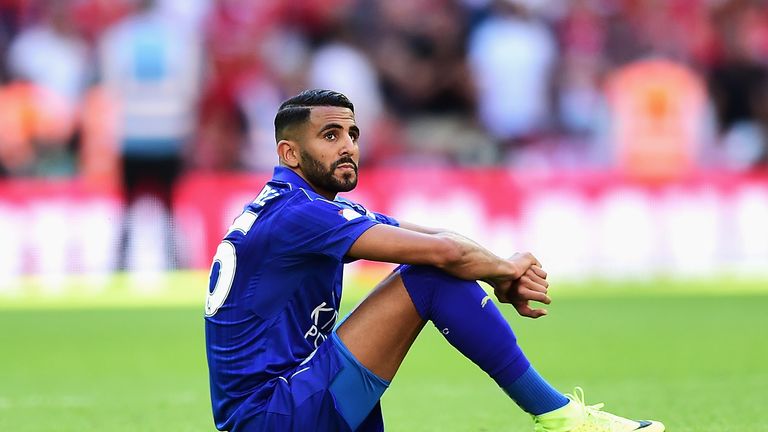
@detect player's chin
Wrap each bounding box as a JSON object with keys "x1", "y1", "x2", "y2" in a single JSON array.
[{"x1": 335, "y1": 174, "x2": 358, "y2": 192}]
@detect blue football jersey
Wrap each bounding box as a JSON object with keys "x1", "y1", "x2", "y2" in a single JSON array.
[{"x1": 204, "y1": 166, "x2": 398, "y2": 430}]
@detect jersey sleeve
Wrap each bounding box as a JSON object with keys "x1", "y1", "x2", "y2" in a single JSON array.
[
  {"x1": 372, "y1": 212, "x2": 399, "y2": 227},
  {"x1": 274, "y1": 196, "x2": 380, "y2": 261}
]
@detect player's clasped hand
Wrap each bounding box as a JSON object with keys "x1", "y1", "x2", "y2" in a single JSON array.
[{"x1": 491, "y1": 252, "x2": 551, "y2": 319}]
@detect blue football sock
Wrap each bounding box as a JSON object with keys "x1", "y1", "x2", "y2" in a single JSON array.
[
  {"x1": 400, "y1": 265, "x2": 568, "y2": 415},
  {"x1": 502, "y1": 366, "x2": 569, "y2": 415}
]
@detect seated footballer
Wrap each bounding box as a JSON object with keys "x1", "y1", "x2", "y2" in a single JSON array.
[{"x1": 204, "y1": 89, "x2": 665, "y2": 432}]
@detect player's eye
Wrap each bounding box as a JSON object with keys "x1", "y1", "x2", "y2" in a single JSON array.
[
  {"x1": 324, "y1": 131, "x2": 337, "y2": 141},
  {"x1": 350, "y1": 132, "x2": 359, "y2": 142}
]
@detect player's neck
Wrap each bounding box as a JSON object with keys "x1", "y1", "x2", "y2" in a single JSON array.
[{"x1": 291, "y1": 168, "x2": 337, "y2": 201}]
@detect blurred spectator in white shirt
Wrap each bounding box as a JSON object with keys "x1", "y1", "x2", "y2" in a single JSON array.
[
  {"x1": 8, "y1": 1, "x2": 90, "y2": 105},
  {"x1": 468, "y1": 0, "x2": 557, "y2": 143}
]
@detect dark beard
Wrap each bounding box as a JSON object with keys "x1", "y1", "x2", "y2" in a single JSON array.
[{"x1": 299, "y1": 150, "x2": 358, "y2": 194}]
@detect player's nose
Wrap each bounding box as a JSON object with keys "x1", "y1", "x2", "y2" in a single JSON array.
[{"x1": 339, "y1": 134, "x2": 356, "y2": 155}]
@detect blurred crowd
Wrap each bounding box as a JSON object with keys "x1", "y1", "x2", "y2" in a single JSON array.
[{"x1": 1, "y1": 0, "x2": 768, "y2": 184}]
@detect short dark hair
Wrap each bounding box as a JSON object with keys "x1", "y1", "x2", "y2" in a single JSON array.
[{"x1": 274, "y1": 89, "x2": 355, "y2": 142}]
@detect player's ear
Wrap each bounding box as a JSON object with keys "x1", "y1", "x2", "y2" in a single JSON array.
[{"x1": 277, "y1": 140, "x2": 300, "y2": 168}]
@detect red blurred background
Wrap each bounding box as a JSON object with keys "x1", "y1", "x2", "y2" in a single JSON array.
[{"x1": 0, "y1": 0, "x2": 767, "y2": 284}]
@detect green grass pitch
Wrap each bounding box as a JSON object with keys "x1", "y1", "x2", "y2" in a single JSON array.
[{"x1": 1, "y1": 272, "x2": 766, "y2": 431}]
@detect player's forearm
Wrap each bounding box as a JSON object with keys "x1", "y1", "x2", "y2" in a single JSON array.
[
  {"x1": 348, "y1": 225, "x2": 521, "y2": 280},
  {"x1": 433, "y1": 232, "x2": 518, "y2": 281}
]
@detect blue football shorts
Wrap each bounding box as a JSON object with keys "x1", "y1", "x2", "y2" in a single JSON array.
[{"x1": 238, "y1": 328, "x2": 390, "y2": 431}]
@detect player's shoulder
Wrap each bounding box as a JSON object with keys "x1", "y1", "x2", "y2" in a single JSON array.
[
  {"x1": 275, "y1": 188, "x2": 378, "y2": 229},
  {"x1": 242, "y1": 180, "x2": 327, "y2": 212},
  {"x1": 251, "y1": 183, "x2": 339, "y2": 224},
  {"x1": 276, "y1": 183, "x2": 347, "y2": 211}
]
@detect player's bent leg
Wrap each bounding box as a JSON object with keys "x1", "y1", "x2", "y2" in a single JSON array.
[
  {"x1": 336, "y1": 265, "x2": 567, "y2": 415},
  {"x1": 398, "y1": 264, "x2": 568, "y2": 415},
  {"x1": 337, "y1": 265, "x2": 664, "y2": 431}
]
